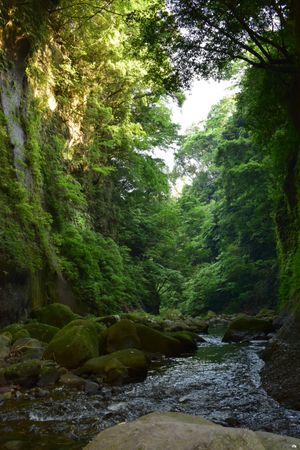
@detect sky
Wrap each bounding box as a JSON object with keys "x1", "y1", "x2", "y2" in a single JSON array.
[
  {"x1": 171, "y1": 78, "x2": 235, "y2": 133},
  {"x1": 154, "y1": 78, "x2": 235, "y2": 170}
]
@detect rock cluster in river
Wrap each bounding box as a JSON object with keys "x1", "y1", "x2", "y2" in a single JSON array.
[{"x1": 0, "y1": 303, "x2": 207, "y2": 395}]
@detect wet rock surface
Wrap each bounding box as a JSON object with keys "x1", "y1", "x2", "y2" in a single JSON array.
[{"x1": 84, "y1": 412, "x2": 300, "y2": 450}]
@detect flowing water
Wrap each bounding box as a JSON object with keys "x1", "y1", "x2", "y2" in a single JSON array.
[{"x1": 1, "y1": 327, "x2": 300, "y2": 449}]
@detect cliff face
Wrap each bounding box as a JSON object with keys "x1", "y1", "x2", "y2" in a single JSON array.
[{"x1": 0, "y1": 3, "x2": 91, "y2": 323}]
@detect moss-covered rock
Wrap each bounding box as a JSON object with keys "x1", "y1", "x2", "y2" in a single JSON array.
[
  {"x1": 0, "y1": 359, "x2": 42, "y2": 388},
  {"x1": 23, "y1": 321, "x2": 59, "y2": 343},
  {"x1": 1, "y1": 324, "x2": 29, "y2": 343},
  {"x1": 77, "y1": 348, "x2": 149, "y2": 384},
  {"x1": 2, "y1": 324, "x2": 24, "y2": 335},
  {"x1": 13, "y1": 329, "x2": 31, "y2": 342},
  {"x1": 106, "y1": 319, "x2": 141, "y2": 353},
  {"x1": 32, "y1": 303, "x2": 78, "y2": 328},
  {"x1": 11, "y1": 337, "x2": 45, "y2": 360},
  {"x1": 223, "y1": 315, "x2": 275, "y2": 342},
  {"x1": 43, "y1": 320, "x2": 99, "y2": 369},
  {"x1": 135, "y1": 324, "x2": 183, "y2": 357},
  {"x1": 168, "y1": 331, "x2": 198, "y2": 353},
  {"x1": 0, "y1": 335, "x2": 11, "y2": 359}
]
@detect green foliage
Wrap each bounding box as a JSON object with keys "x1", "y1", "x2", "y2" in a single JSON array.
[{"x1": 167, "y1": 95, "x2": 278, "y2": 315}]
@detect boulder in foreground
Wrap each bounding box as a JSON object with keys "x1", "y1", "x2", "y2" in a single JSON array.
[{"x1": 84, "y1": 412, "x2": 300, "y2": 450}]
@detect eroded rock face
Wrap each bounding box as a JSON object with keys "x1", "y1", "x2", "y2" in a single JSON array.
[{"x1": 84, "y1": 412, "x2": 300, "y2": 450}]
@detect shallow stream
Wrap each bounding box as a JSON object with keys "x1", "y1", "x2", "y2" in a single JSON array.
[{"x1": 1, "y1": 327, "x2": 300, "y2": 449}]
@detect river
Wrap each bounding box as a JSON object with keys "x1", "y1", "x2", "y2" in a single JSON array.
[{"x1": 1, "y1": 327, "x2": 300, "y2": 449}]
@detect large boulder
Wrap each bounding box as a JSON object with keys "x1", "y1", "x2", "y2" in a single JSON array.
[
  {"x1": 168, "y1": 331, "x2": 198, "y2": 353},
  {"x1": 84, "y1": 412, "x2": 300, "y2": 450},
  {"x1": 106, "y1": 319, "x2": 141, "y2": 353},
  {"x1": 44, "y1": 320, "x2": 99, "y2": 369},
  {"x1": 135, "y1": 324, "x2": 183, "y2": 356},
  {"x1": 222, "y1": 315, "x2": 274, "y2": 342},
  {"x1": 77, "y1": 348, "x2": 149, "y2": 384},
  {"x1": 11, "y1": 337, "x2": 45, "y2": 360},
  {"x1": 23, "y1": 321, "x2": 59, "y2": 343},
  {"x1": 32, "y1": 303, "x2": 78, "y2": 328}
]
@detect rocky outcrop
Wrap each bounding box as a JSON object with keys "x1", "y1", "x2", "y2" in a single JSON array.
[
  {"x1": 84, "y1": 412, "x2": 300, "y2": 450},
  {"x1": 261, "y1": 313, "x2": 300, "y2": 410}
]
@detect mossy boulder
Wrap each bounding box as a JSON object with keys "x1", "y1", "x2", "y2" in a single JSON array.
[
  {"x1": 44, "y1": 320, "x2": 99, "y2": 369},
  {"x1": 32, "y1": 303, "x2": 78, "y2": 328},
  {"x1": 0, "y1": 359, "x2": 42, "y2": 388},
  {"x1": 13, "y1": 329, "x2": 31, "y2": 342},
  {"x1": 223, "y1": 315, "x2": 275, "y2": 342},
  {"x1": 1, "y1": 324, "x2": 29, "y2": 343},
  {"x1": 62, "y1": 319, "x2": 107, "y2": 355},
  {"x1": 11, "y1": 337, "x2": 45, "y2": 360},
  {"x1": 168, "y1": 331, "x2": 198, "y2": 353},
  {"x1": 135, "y1": 324, "x2": 183, "y2": 357},
  {"x1": 106, "y1": 319, "x2": 141, "y2": 353},
  {"x1": 77, "y1": 348, "x2": 149, "y2": 384},
  {"x1": 23, "y1": 321, "x2": 59, "y2": 343}
]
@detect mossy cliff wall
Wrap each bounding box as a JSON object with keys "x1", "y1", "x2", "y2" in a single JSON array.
[{"x1": 0, "y1": 1, "x2": 104, "y2": 323}]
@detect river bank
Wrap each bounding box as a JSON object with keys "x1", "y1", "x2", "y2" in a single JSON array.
[{"x1": 0, "y1": 325, "x2": 300, "y2": 450}]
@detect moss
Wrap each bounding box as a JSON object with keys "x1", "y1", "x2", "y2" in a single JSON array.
[
  {"x1": 168, "y1": 331, "x2": 198, "y2": 353},
  {"x1": 77, "y1": 348, "x2": 149, "y2": 384},
  {"x1": 135, "y1": 324, "x2": 183, "y2": 357},
  {"x1": 12, "y1": 329, "x2": 31, "y2": 342},
  {"x1": 223, "y1": 315, "x2": 274, "y2": 342},
  {"x1": 1, "y1": 359, "x2": 41, "y2": 388},
  {"x1": 43, "y1": 321, "x2": 99, "y2": 369},
  {"x1": 106, "y1": 319, "x2": 141, "y2": 353},
  {"x1": 23, "y1": 321, "x2": 59, "y2": 343},
  {"x1": 32, "y1": 303, "x2": 77, "y2": 328}
]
